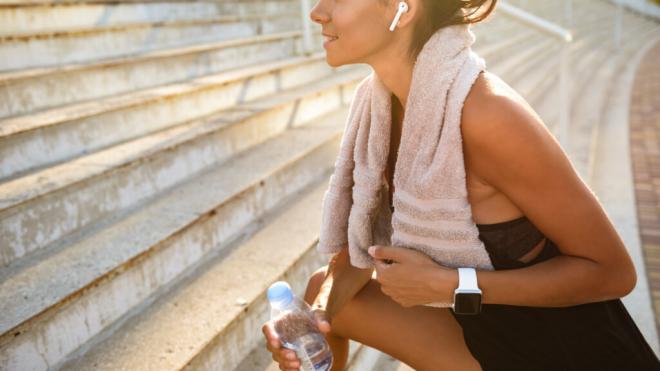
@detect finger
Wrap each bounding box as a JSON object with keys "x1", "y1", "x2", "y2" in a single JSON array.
[
  {"x1": 283, "y1": 349, "x2": 298, "y2": 361},
  {"x1": 374, "y1": 258, "x2": 395, "y2": 265},
  {"x1": 369, "y1": 245, "x2": 403, "y2": 262},
  {"x1": 373, "y1": 259, "x2": 387, "y2": 273},
  {"x1": 266, "y1": 340, "x2": 280, "y2": 353},
  {"x1": 282, "y1": 350, "x2": 300, "y2": 369},
  {"x1": 264, "y1": 325, "x2": 281, "y2": 346},
  {"x1": 264, "y1": 337, "x2": 281, "y2": 354},
  {"x1": 317, "y1": 320, "x2": 331, "y2": 334},
  {"x1": 263, "y1": 323, "x2": 275, "y2": 339},
  {"x1": 285, "y1": 363, "x2": 301, "y2": 371}
]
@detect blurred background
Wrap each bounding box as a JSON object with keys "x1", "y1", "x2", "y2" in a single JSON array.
[{"x1": 0, "y1": 0, "x2": 658, "y2": 369}]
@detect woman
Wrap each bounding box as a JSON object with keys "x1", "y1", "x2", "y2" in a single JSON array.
[{"x1": 262, "y1": 0, "x2": 660, "y2": 370}]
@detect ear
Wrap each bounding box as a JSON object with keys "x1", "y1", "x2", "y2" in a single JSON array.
[{"x1": 391, "y1": 0, "x2": 420, "y2": 30}]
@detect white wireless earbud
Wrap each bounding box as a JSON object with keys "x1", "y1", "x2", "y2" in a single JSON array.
[{"x1": 389, "y1": 2, "x2": 409, "y2": 32}]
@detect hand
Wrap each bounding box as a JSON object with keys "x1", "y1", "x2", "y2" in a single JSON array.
[
  {"x1": 263, "y1": 320, "x2": 303, "y2": 371},
  {"x1": 262, "y1": 307, "x2": 331, "y2": 371},
  {"x1": 368, "y1": 245, "x2": 458, "y2": 307}
]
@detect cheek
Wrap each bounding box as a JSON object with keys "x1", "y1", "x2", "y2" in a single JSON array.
[{"x1": 334, "y1": 10, "x2": 385, "y2": 49}]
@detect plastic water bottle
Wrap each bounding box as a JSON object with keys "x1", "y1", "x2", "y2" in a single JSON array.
[{"x1": 267, "y1": 281, "x2": 333, "y2": 371}]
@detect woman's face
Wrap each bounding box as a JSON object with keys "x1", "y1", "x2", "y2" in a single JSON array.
[{"x1": 309, "y1": 0, "x2": 411, "y2": 67}]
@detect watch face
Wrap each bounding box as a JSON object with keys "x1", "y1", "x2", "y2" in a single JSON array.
[{"x1": 454, "y1": 293, "x2": 481, "y2": 314}]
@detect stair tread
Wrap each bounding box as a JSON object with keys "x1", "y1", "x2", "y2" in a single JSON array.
[
  {"x1": 0, "y1": 30, "x2": 302, "y2": 84},
  {"x1": 0, "y1": 61, "x2": 365, "y2": 212},
  {"x1": 0, "y1": 107, "x2": 347, "y2": 337},
  {"x1": 0, "y1": 52, "x2": 326, "y2": 138},
  {"x1": 58, "y1": 164, "x2": 333, "y2": 370},
  {"x1": 0, "y1": 12, "x2": 292, "y2": 42}
]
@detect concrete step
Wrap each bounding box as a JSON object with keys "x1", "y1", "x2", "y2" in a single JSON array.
[
  {"x1": 0, "y1": 11, "x2": 301, "y2": 71},
  {"x1": 482, "y1": 2, "x2": 613, "y2": 82},
  {"x1": 529, "y1": 15, "x2": 659, "y2": 179},
  {"x1": 571, "y1": 22, "x2": 660, "y2": 181},
  {"x1": 344, "y1": 343, "x2": 388, "y2": 371},
  {"x1": 529, "y1": 1, "x2": 658, "y2": 115},
  {"x1": 0, "y1": 48, "x2": 331, "y2": 181},
  {"x1": 508, "y1": 7, "x2": 627, "y2": 124},
  {"x1": 0, "y1": 63, "x2": 368, "y2": 269},
  {"x1": 0, "y1": 108, "x2": 349, "y2": 371},
  {"x1": 0, "y1": 0, "x2": 298, "y2": 36},
  {"x1": 0, "y1": 30, "x2": 323, "y2": 120},
  {"x1": 54, "y1": 165, "x2": 338, "y2": 370},
  {"x1": 506, "y1": 0, "x2": 571, "y2": 25},
  {"x1": 488, "y1": 34, "x2": 553, "y2": 78},
  {"x1": 475, "y1": 26, "x2": 541, "y2": 64},
  {"x1": 233, "y1": 330, "x2": 382, "y2": 371},
  {"x1": 370, "y1": 354, "x2": 414, "y2": 371}
]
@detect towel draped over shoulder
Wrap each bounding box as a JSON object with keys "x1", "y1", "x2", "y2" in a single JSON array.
[{"x1": 316, "y1": 23, "x2": 495, "y2": 307}]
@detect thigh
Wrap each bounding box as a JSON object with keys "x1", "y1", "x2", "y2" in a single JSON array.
[{"x1": 309, "y1": 266, "x2": 483, "y2": 371}]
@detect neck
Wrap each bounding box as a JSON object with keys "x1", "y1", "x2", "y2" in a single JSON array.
[{"x1": 370, "y1": 51, "x2": 414, "y2": 111}]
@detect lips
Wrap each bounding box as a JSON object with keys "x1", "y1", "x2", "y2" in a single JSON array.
[{"x1": 322, "y1": 33, "x2": 338, "y2": 42}]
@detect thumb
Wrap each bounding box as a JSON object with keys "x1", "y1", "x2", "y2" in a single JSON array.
[{"x1": 368, "y1": 245, "x2": 401, "y2": 262}]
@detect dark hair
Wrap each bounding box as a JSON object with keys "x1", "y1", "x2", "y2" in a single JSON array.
[{"x1": 400, "y1": 0, "x2": 498, "y2": 62}]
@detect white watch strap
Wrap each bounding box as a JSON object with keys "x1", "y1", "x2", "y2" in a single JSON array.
[
  {"x1": 423, "y1": 268, "x2": 479, "y2": 308},
  {"x1": 457, "y1": 267, "x2": 479, "y2": 291}
]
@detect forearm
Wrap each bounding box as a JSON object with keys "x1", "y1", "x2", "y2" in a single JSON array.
[
  {"x1": 472, "y1": 255, "x2": 633, "y2": 307},
  {"x1": 312, "y1": 248, "x2": 374, "y2": 320}
]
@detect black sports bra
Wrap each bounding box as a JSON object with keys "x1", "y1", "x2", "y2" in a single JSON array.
[{"x1": 476, "y1": 215, "x2": 547, "y2": 262}]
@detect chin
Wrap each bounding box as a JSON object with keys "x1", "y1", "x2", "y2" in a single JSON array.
[
  {"x1": 325, "y1": 55, "x2": 344, "y2": 68},
  {"x1": 326, "y1": 52, "x2": 361, "y2": 68}
]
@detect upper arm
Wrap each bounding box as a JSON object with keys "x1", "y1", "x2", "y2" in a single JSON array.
[{"x1": 461, "y1": 89, "x2": 637, "y2": 293}]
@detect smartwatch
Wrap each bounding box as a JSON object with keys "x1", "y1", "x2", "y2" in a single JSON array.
[{"x1": 452, "y1": 267, "x2": 482, "y2": 315}]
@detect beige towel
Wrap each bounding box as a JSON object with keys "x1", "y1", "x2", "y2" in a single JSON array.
[{"x1": 317, "y1": 23, "x2": 495, "y2": 290}]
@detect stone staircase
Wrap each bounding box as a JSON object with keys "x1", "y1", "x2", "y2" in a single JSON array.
[{"x1": 0, "y1": 0, "x2": 657, "y2": 370}]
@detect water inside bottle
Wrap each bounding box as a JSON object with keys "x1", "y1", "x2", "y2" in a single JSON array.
[{"x1": 273, "y1": 311, "x2": 333, "y2": 371}]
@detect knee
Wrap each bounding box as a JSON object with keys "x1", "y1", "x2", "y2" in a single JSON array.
[{"x1": 304, "y1": 265, "x2": 328, "y2": 305}]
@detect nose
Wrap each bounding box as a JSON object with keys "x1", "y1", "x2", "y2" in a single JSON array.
[{"x1": 309, "y1": 0, "x2": 330, "y2": 25}]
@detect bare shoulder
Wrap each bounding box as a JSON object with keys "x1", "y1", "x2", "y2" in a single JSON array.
[
  {"x1": 459, "y1": 71, "x2": 636, "y2": 290},
  {"x1": 462, "y1": 71, "x2": 547, "y2": 148},
  {"x1": 461, "y1": 71, "x2": 563, "y2": 183}
]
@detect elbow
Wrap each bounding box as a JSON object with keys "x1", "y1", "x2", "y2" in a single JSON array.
[
  {"x1": 610, "y1": 263, "x2": 637, "y2": 298},
  {"x1": 622, "y1": 265, "x2": 638, "y2": 296}
]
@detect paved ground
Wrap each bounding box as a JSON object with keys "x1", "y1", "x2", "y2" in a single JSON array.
[{"x1": 630, "y1": 38, "x2": 660, "y2": 343}]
